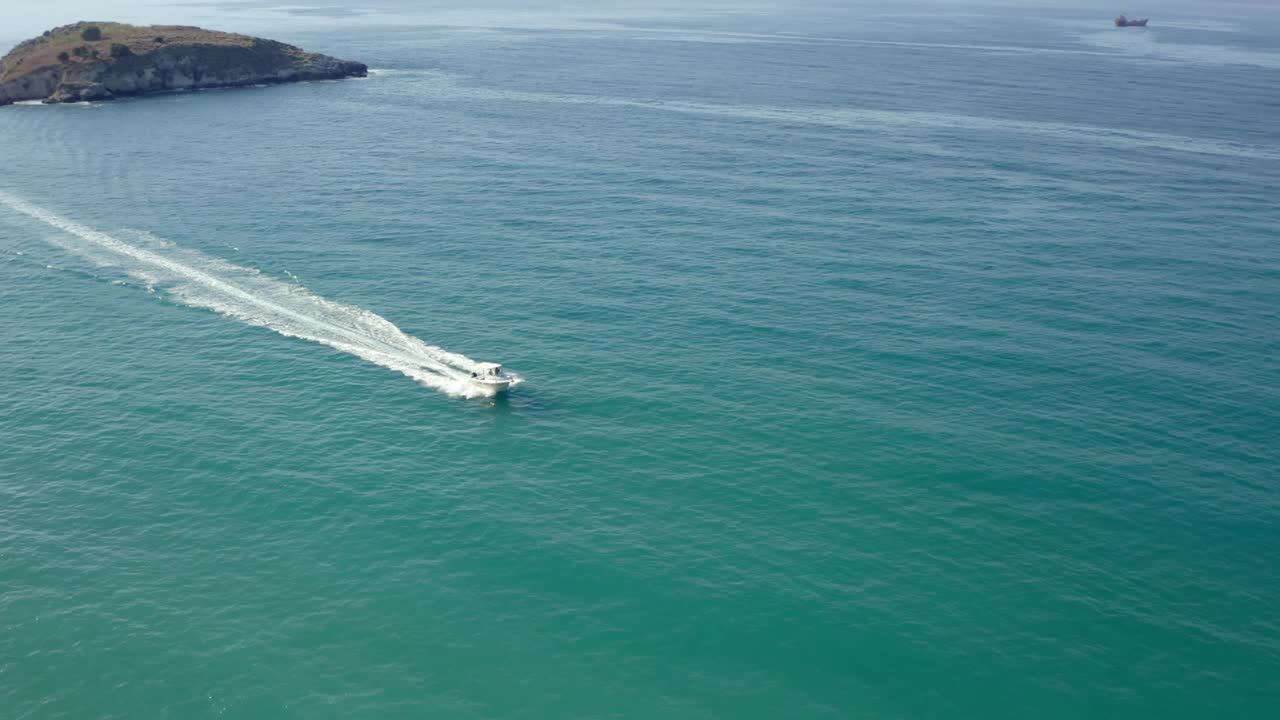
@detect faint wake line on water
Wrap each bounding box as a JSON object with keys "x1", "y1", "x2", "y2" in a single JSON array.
[
  {"x1": 383, "y1": 72, "x2": 1279, "y2": 161},
  {"x1": 0, "y1": 191, "x2": 490, "y2": 398},
  {"x1": 1074, "y1": 30, "x2": 1280, "y2": 70},
  {"x1": 620, "y1": 27, "x2": 1127, "y2": 58},
  {"x1": 618, "y1": 26, "x2": 1280, "y2": 70}
]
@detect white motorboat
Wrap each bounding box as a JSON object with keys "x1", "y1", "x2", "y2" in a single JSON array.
[{"x1": 469, "y1": 362, "x2": 514, "y2": 396}]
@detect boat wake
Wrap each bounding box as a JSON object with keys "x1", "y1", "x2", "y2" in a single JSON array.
[
  {"x1": 0, "y1": 192, "x2": 502, "y2": 398},
  {"x1": 379, "y1": 71, "x2": 1280, "y2": 161}
]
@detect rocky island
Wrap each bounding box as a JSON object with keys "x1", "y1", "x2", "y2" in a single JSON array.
[{"x1": 0, "y1": 22, "x2": 367, "y2": 106}]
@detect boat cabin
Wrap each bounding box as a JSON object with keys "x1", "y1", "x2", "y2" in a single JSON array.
[{"x1": 471, "y1": 362, "x2": 505, "y2": 379}]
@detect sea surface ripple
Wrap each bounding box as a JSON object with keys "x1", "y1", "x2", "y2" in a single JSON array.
[{"x1": 1, "y1": 2, "x2": 1278, "y2": 718}]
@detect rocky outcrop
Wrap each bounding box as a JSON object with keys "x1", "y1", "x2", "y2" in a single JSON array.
[{"x1": 0, "y1": 22, "x2": 366, "y2": 106}]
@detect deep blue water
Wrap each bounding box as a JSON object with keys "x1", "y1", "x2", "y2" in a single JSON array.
[{"x1": 2, "y1": 2, "x2": 1278, "y2": 718}]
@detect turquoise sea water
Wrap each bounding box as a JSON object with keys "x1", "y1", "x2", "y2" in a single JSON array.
[{"x1": 2, "y1": 2, "x2": 1279, "y2": 717}]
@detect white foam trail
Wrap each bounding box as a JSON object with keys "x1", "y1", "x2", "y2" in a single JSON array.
[{"x1": 0, "y1": 192, "x2": 499, "y2": 398}]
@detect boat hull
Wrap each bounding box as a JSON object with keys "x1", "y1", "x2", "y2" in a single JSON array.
[{"x1": 470, "y1": 379, "x2": 512, "y2": 397}]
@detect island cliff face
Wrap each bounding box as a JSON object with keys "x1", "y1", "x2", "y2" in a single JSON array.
[{"x1": 0, "y1": 22, "x2": 367, "y2": 106}]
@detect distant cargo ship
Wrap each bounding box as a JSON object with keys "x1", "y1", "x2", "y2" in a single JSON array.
[{"x1": 1115, "y1": 15, "x2": 1149, "y2": 27}]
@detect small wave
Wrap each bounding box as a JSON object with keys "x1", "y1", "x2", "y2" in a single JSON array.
[{"x1": 5, "y1": 99, "x2": 96, "y2": 107}]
